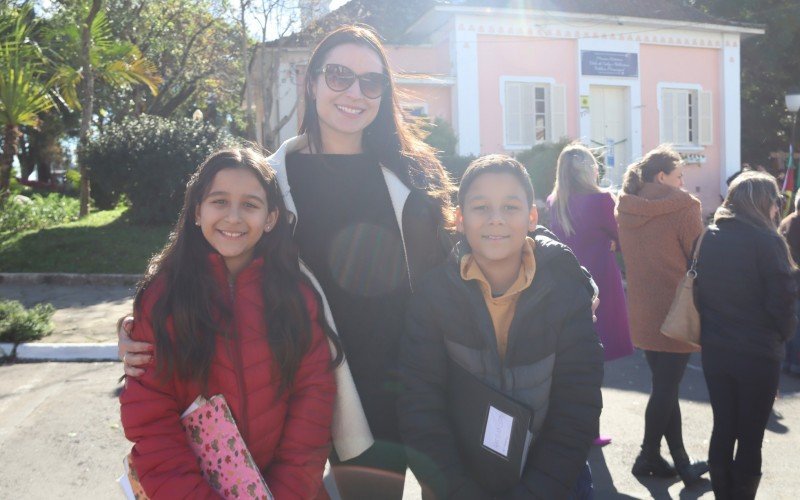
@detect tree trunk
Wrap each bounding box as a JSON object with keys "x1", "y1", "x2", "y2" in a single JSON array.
[
  {"x1": 78, "y1": 0, "x2": 103, "y2": 217},
  {"x1": 19, "y1": 134, "x2": 35, "y2": 181},
  {"x1": 240, "y1": 0, "x2": 256, "y2": 141},
  {"x1": 1, "y1": 125, "x2": 22, "y2": 194}
]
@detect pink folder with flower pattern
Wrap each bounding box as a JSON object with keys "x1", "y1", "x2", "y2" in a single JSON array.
[{"x1": 119, "y1": 394, "x2": 273, "y2": 500}]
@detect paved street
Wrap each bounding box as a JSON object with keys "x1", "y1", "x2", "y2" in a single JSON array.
[
  {"x1": 1, "y1": 282, "x2": 800, "y2": 498},
  {"x1": 0, "y1": 354, "x2": 798, "y2": 499}
]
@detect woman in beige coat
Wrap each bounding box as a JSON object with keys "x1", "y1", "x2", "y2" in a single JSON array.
[{"x1": 616, "y1": 145, "x2": 709, "y2": 486}]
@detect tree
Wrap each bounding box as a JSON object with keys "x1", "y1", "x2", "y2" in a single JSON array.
[
  {"x1": 690, "y1": 0, "x2": 800, "y2": 165},
  {"x1": 240, "y1": 0, "x2": 323, "y2": 149},
  {"x1": 102, "y1": 0, "x2": 244, "y2": 127},
  {"x1": 0, "y1": 4, "x2": 55, "y2": 194},
  {"x1": 48, "y1": 0, "x2": 161, "y2": 216}
]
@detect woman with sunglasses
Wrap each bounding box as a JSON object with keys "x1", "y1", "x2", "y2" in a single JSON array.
[
  {"x1": 696, "y1": 172, "x2": 797, "y2": 499},
  {"x1": 118, "y1": 25, "x2": 455, "y2": 499}
]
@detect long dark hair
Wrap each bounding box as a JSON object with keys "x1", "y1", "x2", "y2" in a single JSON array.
[
  {"x1": 134, "y1": 148, "x2": 342, "y2": 392},
  {"x1": 622, "y1": 144, "x2": 682, "y2": 195},
  {"x1": 299, "y1": 24, "x2": 455, "y2": 228},
  {"x1": 715, "y1": 171, "x2": 796, "y2": 269}
]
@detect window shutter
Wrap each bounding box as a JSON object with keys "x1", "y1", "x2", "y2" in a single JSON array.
[
  {"x1": 661, "y1": 89, "x2": 674, "y2": 143},
  {"x1": 699, "y1": 90, "x2": 713, "y2": 146},
  {"x1": 505, "y1": 83, "x2": 521, "y2": 145},
  {"x1": 550, "y1": 83, "x2": 567, "y2": 142}
]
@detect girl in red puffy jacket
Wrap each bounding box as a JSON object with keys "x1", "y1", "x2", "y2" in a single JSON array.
[{"x1": 120, "y1": 148, "x2": 342, "y2": 499}]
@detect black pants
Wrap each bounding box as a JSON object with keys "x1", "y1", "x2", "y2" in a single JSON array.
[
  {"x1": 702, "y1": 347, "x2": 780, "y2": 476},
  {"x1": 642, "y1": 350, "x2": 690, "y2": 456}
]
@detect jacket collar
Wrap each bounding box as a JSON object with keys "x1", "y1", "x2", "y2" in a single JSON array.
[
  {"x1": 207, "y1": 253, "x2": 264, "y2": 289},
  {"x1": 459, "y1": 237, "x2": 536, "y2": 299}
]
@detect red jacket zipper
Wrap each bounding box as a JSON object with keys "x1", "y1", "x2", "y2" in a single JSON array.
[{"x1": 229, "y1": 279, "x2": 250, "y2": 441}]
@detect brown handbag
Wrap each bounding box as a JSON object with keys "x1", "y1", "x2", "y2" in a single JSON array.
[{"x1": 660, "y1": 229, "x2": 708, "y2": 348}]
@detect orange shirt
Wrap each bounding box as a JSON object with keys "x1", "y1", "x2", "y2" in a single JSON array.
[{"x1": 460, "y1": 237, "x2": 536, "y2": 359}]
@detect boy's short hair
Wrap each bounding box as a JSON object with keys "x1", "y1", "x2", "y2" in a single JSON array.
[{"x1": 458, "y1": 154, "x2": 535, "y2": 207}]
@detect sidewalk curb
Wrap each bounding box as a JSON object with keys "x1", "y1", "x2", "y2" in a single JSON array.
[
  {"x1": 0, "y1": 273, "x2": 141, "y2": 286},
  {"x1": 0, "y1": 342, "x2": 119, "y2": 361}
]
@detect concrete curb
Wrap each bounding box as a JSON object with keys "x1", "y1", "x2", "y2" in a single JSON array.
[
  {"x1": 0, "y1": 273, "x2": 141, "y2": 286},
  {"x1": 0, "y1": 342, "x2": 119, "y2": 361}
]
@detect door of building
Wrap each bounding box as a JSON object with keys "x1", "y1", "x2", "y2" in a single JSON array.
[{"x1": 590, "y1": 86, "x2": 630, "y2": 188}]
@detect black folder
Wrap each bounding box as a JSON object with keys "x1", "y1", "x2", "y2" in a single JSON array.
[{"x1": 447, "y1": 360, "x2": 534, "y2": 494}]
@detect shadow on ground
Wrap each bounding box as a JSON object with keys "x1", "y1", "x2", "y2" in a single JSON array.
[{"x1": 603, "y1": 350, "x2": 800, "y2": 401}]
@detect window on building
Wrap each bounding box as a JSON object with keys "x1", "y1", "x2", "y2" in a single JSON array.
[
  {"x1": 402, "y1": 103, "x2": 429, "y2": 118},
  {"x1": 502, "y1": 80, "x2": 566, "y2": 148},
  {"x1": 660, "y1": 87, "x2": 712, "y2": 147}
]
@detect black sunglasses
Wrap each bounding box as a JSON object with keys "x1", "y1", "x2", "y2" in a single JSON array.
[{"x1": 317, "y1": 63, "x2": 389, "y2": 99}]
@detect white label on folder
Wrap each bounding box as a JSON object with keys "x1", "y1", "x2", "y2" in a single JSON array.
[{"x1": 483, "y1": 406, "x2": 514, "y2": 457}]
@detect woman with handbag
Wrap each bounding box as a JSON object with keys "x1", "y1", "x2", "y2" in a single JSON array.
[
  {"x1": 616, "y1": 145, "x2": 709, "y2": 486},
  {"x1": 695, "y1": 172, "x2": 797, "y2": 499}
]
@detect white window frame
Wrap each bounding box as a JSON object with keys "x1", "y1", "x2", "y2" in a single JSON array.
[
  {"x1": 658, "y1": 82, "x2": 712, "y2": 150},
  {"x1": 500, "y1": 76, "x2": 565, "y2": 150}
]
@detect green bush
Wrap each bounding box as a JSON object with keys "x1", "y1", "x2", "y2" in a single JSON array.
[
  {"x1": 422, "y1": 117, "x2": 458, "y2": 157},
  {"x1": 81, "y1": 115, "x2": 238, "y2": 223},
  {"x1": 515, "y1": 138, "x2": 572, "y2": 201},
  {"x1": 64, "y1": 169, "x2": 81, "y2": 193},
  {"x1": 441, "y1": 154, "x2": 477, "y2": 183},
  {"x1": 0, "y1": 300, "x2": 55, "y2": 343},
  {"x1": 0, "y1": 193, "x2": 79, "y2": 235}
]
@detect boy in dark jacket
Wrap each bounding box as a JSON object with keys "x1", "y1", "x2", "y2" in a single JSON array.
[{"x1": 398, "y1": 155, "x2": 604, "y2": 499}]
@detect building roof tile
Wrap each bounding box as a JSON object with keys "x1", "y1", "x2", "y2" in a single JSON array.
[{"x1": 267, "y1": 0, "x2": 754, "y2": 48}]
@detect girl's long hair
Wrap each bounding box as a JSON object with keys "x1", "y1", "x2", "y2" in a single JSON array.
[
  {"x1": 715, "y1": 171, "x2": 795, "y2": 268},
  {"x1": 715, "y1": 170, "x2": 780, "y2": 228},
  {"x1": 299, "y1": 24, "x2": 455, "y2": 228},
  {"x1": 549, "y1": 142, "x2": 602, "y2": 237},
  {"x1": 622, "y1": 144, "x2": 682, "y2": 195},
  {"x1": 134, "y1": 148, "x2": 342, "y2": 391}
]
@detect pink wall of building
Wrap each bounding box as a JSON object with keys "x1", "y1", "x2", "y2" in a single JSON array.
[
  {"x1": 640, "y1": 44, "x2": 723, "y2": 213},
  {"x1": 475, "y1": 35, "x2": 578, "y2": 153},
  {"x1": 387, "y1": 41, "x2": 453, "y2": 124},
  {"x1": 387, "y1": 42, "x2": 451, "y2": 75}
]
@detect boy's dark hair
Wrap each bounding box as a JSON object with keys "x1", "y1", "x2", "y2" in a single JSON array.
[{"x1": 458, "y1": 154, "x2": 535, "y2": 207}]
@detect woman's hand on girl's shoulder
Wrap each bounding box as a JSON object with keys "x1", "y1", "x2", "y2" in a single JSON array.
[{"x1": 117, "y1": 315, "x2": 153, "y2": 377}]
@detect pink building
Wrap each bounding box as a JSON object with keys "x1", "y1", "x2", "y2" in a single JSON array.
[{"x1": 249, "y1": 0, "x2": 762, "y2": 213}]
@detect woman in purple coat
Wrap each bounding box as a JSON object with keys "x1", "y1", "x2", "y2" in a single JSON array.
[
  {"x1": 547, "y1": 144, "x2": 633, "y2": 368},
  {"x1": 548, "y1": 143, "x2": 634, "y2": 444},
  {"x1": 548, "y1": 143, "x2": 633, "y2": 361}
]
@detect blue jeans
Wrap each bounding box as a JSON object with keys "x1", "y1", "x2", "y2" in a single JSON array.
[{"x1": 570, "y1": 462, "x2": 594, "y2": 500}]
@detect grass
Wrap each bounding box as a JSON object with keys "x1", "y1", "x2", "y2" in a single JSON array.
[{"x1": 0, "y1": 206, "x2": 171, "y2": 273}]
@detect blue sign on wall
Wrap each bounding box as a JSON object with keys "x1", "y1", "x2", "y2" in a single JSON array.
[{"x1": 581, "y1": 51, "x2": 638, "y2": 77}]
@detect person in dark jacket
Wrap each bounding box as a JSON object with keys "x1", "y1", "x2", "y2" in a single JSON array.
[
  {"x1": 696, "y1": 171, "x2": 798, "y2": 500},
  {"x1": 398, "y1": 155, "x2": 604, "y2": 499},
  {"x1": 779, "y1": 189, "x2": 800, "y2": 375}
]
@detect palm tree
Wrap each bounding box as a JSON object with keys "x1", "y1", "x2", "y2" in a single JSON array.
[
  {"x1": 0, "y1": 5, "x2": 55, "y2": 194},
  {"x1": 50, "y1": 1, "x2": 161, "y2": 216}
]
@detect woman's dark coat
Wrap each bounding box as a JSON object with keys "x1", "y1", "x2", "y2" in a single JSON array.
[{"x1": 696, "y1": 218, "x2": 798, "y2": 360}]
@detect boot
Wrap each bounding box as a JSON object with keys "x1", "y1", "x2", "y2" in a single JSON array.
[
  {"x1": 709, "y1": 463, "x2": 732, "y2": 499},
  {"x1": 731, "y1": 473, "x2": 761, "y2": 500},
  {"x1": 631, "y1": 446, "x2": 678, "y2": 477},
  {"x1": 672, "y1": 451, "x2": 709, "y2": 487}
]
